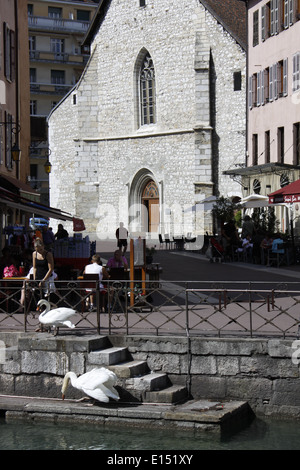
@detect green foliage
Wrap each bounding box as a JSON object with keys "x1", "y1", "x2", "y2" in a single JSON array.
[
  {"x1": 212, "y1": 196, "x2": 241, "y2": 223},
  {"x1": 252, "y1": 207, "x2": 279, "y2": 234}
]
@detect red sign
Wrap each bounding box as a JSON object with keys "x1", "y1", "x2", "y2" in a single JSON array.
[{"x1": 73, "y1": 218, "x2": 86, "y2": 232}]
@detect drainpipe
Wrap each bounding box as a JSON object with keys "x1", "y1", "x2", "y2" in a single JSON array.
[
  {"x1": 245, "y1": 0, "x2": 249, "y2": 169},
  {"x1": 14, "y1": 0, "x2": 20, "y2": 180}
]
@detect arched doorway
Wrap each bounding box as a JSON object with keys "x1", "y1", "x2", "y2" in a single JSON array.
[{"x1": 141, "y1": 180, "x2": 159, "y2": 233}]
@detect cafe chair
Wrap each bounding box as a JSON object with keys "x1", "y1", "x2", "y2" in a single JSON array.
[
  {"x1": 164, "y1": 234, "x2": 174, "y2": 250},
  {"x1": 158, "y1": 234, "x2": 165, "y2": 249},
  {"x1": 267, "y1": 242, "x2": 290, "y2": 268},
  {"x1": 80, "y1": 274, "x2": 99, "y2": 311}
]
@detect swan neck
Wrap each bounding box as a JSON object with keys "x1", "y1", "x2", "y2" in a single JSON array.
[
  {"x1": 62, "y1": 372, "x2": 77, "y2": 394},
  {"x1": 39, "y1": 300, "x2": 50, "y2": 316}
]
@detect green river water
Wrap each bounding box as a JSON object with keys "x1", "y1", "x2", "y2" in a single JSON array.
[{"x1": 0, "y1": 416, "x2": 299, "y2": 450}]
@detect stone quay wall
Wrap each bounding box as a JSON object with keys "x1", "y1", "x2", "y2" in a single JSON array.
[{"x1": 0, "y1": 333, "x2": 299, "y2": 419}]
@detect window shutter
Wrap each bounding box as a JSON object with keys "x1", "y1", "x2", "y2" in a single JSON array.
[
  {"x1": 273, "y1": 63, "x2": 278, "y2": 99},
  {"x1": 257, "y1": 71, "x2": 261, "y2": 106},
  {"x1": 264, "y1": 69, "x2": 270, "y2": 103},
  {"x1": 289, "y1": 0, "x2": 294, "y2": 25},
  {"x1": 261, "y1": 71, "x2": 265, "y2": 104},
  {"x1": 262, "y1": 5, "x2": 266, "y2": 40},
  {"x1": 274, "y1": 0, "x2": 279, "y2": 33},
  {"x1": 269, "y1": 66, "x2": 273, "y2": 101},
  {"x1": 270, "y1": 0, "x2": 275, "y2": 34},
  {"x1": 293, "y1": 53, "x2": 300, "y2": 92},
  {"x1": 249, "y1": 76, "x2": 253, "y2": 109},
  {"x1": 283, "y1": 58, "x2": 288, "y2": 96},
  {"x1": 284, "y1": 0, "x2": 289, "y2": 27}
]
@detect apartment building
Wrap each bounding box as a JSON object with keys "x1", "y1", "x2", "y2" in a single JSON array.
[
  {"x1": 226, "y1": 0, "x2": 300, "y2": 231},
  {"x1": 28, "y1": 0, "x2": 98, "y2": 204},
  {"x1": 0, "y1": 0, "x2": 32, "y2": 235}
]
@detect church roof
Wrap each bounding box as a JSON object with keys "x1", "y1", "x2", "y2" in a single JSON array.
[
  {"x1": 200, "y1": 0, "x2": 247, "y2": 50},
  {"x1": 83, "y1": 0, "x2": 247, "y2": 49}
]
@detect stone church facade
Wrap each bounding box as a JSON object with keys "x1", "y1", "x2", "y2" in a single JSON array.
[{"x1": 48, "y1": 0, "x2": 246, "y2": 240}]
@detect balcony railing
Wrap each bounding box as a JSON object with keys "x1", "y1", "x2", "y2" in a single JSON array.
[
  {"x1": 30, "y1": 50, "x2": 86, "y2": 65},
  {"x1": 30, "y1": 82, "x2": 73, "y2": 95},
  {"x1": 28, "y1": 15, "x2": 90, "y2": 34}
]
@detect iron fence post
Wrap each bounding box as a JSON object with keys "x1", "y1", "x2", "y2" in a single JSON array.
[
  {"x1": 249, "y1": 281, "x2": 253, "y2": 337},
  {"x1": 185, "y1": 282, "x2": 192, "y2": 398}
]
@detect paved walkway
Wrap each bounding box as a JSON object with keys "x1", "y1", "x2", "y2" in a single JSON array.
[{"x1": 97, "y1": 240, "x2": 300, "y2": 284}]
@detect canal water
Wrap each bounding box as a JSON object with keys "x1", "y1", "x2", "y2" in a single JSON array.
[{"x1": 0, "y1": 416, "x2": 300, "y2": 450}]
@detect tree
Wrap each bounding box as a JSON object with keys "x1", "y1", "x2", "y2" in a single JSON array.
[{"x1": 212, "y1": 196, "x2": 241, "y2": 225}]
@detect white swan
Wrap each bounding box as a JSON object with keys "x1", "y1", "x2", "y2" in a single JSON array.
[
  {"x1": 37, "y1": 299, "x2": 76, "y2": 336},
  {"x1": 61, "y1": 368, "x2": 120, "y2": 403}
]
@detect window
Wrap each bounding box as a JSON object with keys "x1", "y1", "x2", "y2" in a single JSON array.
[
  {"x1": 3, "y1": 23, "x2": 15, "y2": 82},
  {"x1": 270, "y1": 0, "x2": 279, "y2": 35},
  {"x1": 294, "y1": 122, "x2": 300, "y2": 165},
  {"x1": 262, "y1": 2, "x2": 271, "y2": 40},
  {"x1": 253, "y1": 10, "x2": 259, "y2": 46},
  {"x1": 30, "y1": 68, "x2": 36, "y2": 83},
  {"x1": 28, "y1": 4, "x2": 33, "y2": 16},
  {"x1": 140, "y1": 53, "x2": 156, "y2": 126},
  {"x1": 263, "y1": 68, "x2": 270, "y2": 103},
  {"x1": 265, "y1": 131, "x2": 271, "y2": 163},
  {"x1": 293, "y1": 52, "x2": 300, "y2": 92},
  {"x1": 253, "y1": 134, "x2": 258, "y2": 165},
  {"x1": 283, "y1": 0, "x2": 294, "y2": 27},
  {"x1": 140, "y1": 0, "x2": 146, "y2": 6},
  {"x1": 48, "y1": 7, "x2": 62, "y2": 18},
  {"x1": 253, "y1": 178, "x2": 261, "y2": 193},
  {"x1": 51, "y1": 70, "x2": 65, "y2": 84},
  {"x1": 275, "y1": 59, "x2": 288, "y2": 97},
  {"x1": 77, "y1": 10, "x2": 90, "y2": 21},
  {"x1": 51, "y1": 38, "x2": 64, "y2": 55},
  {"x1": 233, "y1": 71, "x2": 242, "y2": 91},
  {"x1": 278, "y1": 127, "x2": 284, "y2": 163},
  {"x1": 30, "y1": 100, "x2": 37, "y2": 115},
  {"x1": 29, "y1": 36, "x2": 36, "y2": 55}
]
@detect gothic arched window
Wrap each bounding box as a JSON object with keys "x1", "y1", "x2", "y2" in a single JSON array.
[{"x1": 140, "y1": 53, "x2": 156, "y2": 126}]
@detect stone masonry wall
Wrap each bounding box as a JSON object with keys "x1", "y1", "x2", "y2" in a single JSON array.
[
  {"x1": 48, "y1": 0, "x2": 246, "y2": 238},
  {"x1": 0, "y1": 333, "x2": 300, "y2": 419}
]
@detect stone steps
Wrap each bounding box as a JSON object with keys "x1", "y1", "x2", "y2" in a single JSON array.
[{"x1": 86, "y1": 342, "x2": 188, "y2": 404}]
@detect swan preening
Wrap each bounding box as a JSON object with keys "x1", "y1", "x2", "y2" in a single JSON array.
[
  {"x1": 37, "y1": 299, "x2": 76, "y2": 336},
  {"x1": 62, "y1": 368, "x2": 120, "y2": 403}
]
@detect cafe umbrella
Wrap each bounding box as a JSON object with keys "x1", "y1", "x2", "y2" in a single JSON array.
[{"x1": 268, "y1": 179, "x2": 300, "y2": 246}]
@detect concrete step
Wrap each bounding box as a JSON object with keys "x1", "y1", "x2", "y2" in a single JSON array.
[
  {"x1": 88, "y1": 347, "x2": 128, "y2": 366},
  {"x1": 127, "y1": 372, "x2": 170, "y2": 393},
  {"x1": 17, "y1": 334, "x2": 110, "y2": 353},
  {"x1": 144, "y1": 384, "x2": 188, "y2": 404},
  {"x1": 108, "y1": 360, "x2": 149, "y2": 378}
]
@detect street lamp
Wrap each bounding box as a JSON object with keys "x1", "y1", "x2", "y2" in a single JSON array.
[
  {"x1": 44, "y1": 148, "x2": 52, "y2": 174},
  {"x1": 44, "y1": 159, "x2": 52, "y2": 174},
  {"x1": 11, "y1": 142, "x2": 21, "y2": 162}
]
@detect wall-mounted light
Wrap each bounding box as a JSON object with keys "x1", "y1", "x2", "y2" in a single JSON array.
[
  {"x1": 44, "y1": 160, "x2": 52, "y2": 174},
  {"x1": 11, "y1": 142, "x2": 21, "y2": 162},
  {"x1": 44, "y1": 149, "x2": 52, "y2": 174},
  {"x1": 0, "y1": 121, "x2": 21, "y2": 177}
]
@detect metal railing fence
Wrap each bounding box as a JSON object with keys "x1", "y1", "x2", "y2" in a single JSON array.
[{"x1": 0, "y1": 279, "x2": 300, "y2": 338}]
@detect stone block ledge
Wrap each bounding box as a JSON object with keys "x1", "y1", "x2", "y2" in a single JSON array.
[{"x1": 0, "y1": 395, "x2": 251, "y2": 434}]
